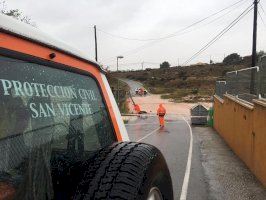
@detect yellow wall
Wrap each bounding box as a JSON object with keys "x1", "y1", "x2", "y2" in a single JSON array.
[{"x1": 214, "y1": 95, "x2": 266, "y2": 187}]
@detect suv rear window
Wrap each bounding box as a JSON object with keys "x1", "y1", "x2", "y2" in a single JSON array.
[{"x1": 0, "y1": 55, "x2": 115, "y2": 199}]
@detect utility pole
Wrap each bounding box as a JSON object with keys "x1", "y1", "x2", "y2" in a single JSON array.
[
  {"x1": 141, "y1": 62, "x2": 144, "y2": 70},
  {"x1": 178, "y1": 58, "x2": 180, "y2": 67},
  {"x1": 94, "y1": 25, "x2": 98, "y2": 62},
  {"x1": 116, "y1": 56, "x2": 124, "y2": 104},
  {"x1": 250, "y1": 0, "x2": 258, "y2": 94},
  {"x1": 251, "y1": 0, "x2": 258, "y2": 67}
]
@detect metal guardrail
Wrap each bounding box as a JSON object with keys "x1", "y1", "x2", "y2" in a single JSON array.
[{"x1": 215, "y1": 55, "x2": 266, "y2": 103}]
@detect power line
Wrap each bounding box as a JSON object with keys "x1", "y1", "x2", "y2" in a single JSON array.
[
  {"x1": 258, "y1": 2, "x2": 266, "y2": 27},
  {"x1": 258, "y1": 10, "x2": 266, "y2": 27},
  {"x1": 183, "y1": 5, "x2": 253, "y2": 65},
  {"x1": 103, "y1": 40, "x2": 161, "y2": 62},
  {"x1": 120, "y1": 0, "x2": 248, "y2": 60},
  {"x1": 182, "y1": 4, "x2": 253, "y2": 66},
  {"x1": 102, "y1": 0, "x2": 247, "y2": 63},
  {"x1": 178, "y1": 0, "x2": 250, "y2": 36},
  {"x1": 106, "y1": 61, "x2": 161, "y2": 67},
  {"x1": 98, "y1": 0, "x2": 246, "y2": 42},
  {"x1": 97, "y1": 28, "x2": 151, "y2": 42},
  {"x1": 259, "y1": 2, "x2": 265, "y2": 14}
]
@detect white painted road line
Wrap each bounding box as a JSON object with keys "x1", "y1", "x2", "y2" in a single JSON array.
[
  {"x1": 125, "y1": 121, "x2": 184, "y2": 126},
  {"x1": 180, "y1": 116, "x2": 194, "y2": 200},
  {"x1": 137, "y1": 127, "x2": 160, "y2": 142},
  {"x1": 126, "y1": 122, "x2": 158, "y2": 126}
]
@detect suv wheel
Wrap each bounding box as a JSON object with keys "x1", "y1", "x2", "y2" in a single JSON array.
[{"x1": 74, "y1": 142, "x2": 173, "y2": 200}]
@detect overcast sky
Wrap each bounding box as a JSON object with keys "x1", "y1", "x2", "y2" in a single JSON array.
[{"x1": 5, "y1": 0, "x2": 266, "y2": 70}]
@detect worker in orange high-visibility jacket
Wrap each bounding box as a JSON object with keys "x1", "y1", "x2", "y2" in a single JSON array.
[
  {"x1": 157, "y1": 103, "x2": 166, "y2": 127},
  {"x1": 134, "y1": 104, "x2": 141, "y2": 114}
]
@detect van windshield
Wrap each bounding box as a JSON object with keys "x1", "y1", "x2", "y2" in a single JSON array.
[{"x1": 0, "y1": 55, "x2": 115, "y2": 199}]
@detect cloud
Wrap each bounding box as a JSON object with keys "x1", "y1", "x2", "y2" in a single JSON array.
[{"x1": 6, "y1": 0, "x2": 266, "y2": 70}]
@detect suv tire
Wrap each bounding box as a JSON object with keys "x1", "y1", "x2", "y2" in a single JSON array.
[{"x1": 74, "y1": 142, "x2": 173, "y2": 200}]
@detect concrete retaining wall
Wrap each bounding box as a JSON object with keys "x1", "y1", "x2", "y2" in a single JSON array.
[{"x1": 214, "y1": 95, "x2": 266, "y2": 187}]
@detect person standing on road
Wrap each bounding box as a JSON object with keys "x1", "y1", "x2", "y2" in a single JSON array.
[
  {"x1": 157, "y1": 103, "x2": 166, "y2": 127},
  {"x1": 134, "y1": 104, "x2": 141, "y2": 114},
  {"x1": 139, "y1": 88, "x2": 144, "y2": 96}
]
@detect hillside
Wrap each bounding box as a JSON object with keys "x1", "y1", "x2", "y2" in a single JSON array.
[{"x1": 113, "y1": 62, "x2": 249, "y2": 102}]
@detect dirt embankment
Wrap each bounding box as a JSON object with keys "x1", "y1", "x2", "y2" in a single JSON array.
[
  {"x1": 114, "y1": 63, "x2": 248, "y2": 102},
  {"x1": 127, "y1": 94, "x2": 211, "y2": 117}
]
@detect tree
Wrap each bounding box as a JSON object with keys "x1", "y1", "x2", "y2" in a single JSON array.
[
  {"x1": 160, "y1": 61, "x2": 170, "y2": 69},
  {"x1": 1, "y1": 1, "x2": 36, "y2": 27},
  {"x1": 223, "y1": 53, "x2": 242, "y2": 65}
]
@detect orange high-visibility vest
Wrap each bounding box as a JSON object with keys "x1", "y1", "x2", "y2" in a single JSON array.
[
  {"x1": 157, "y1": 104, "x2": 166, "y2": 117},
  {"x1": 134, "y1": 104, "x2": 141, "y2": 113}
]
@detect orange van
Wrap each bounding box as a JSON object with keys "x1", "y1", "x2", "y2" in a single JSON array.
[{"x1": 0, "y1": 13, "x2": 173, "y2": 200}]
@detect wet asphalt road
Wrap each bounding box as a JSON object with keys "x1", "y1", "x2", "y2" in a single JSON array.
[
  {"x1": 122, "y1": 78, "x2": 208, "y2": 200},
  {"x1": 125, "y1": 115, "x2": 208, "y2": 200},
  {"x1": 122, "y1": 78, "x2": 266, "y2": 199}
]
